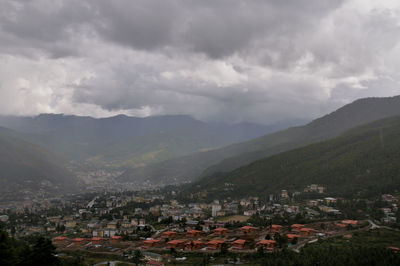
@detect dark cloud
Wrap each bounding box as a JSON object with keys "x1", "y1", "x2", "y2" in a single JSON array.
[{"x1": 0, "y1": 0, "x2": 399, "y2": 124}]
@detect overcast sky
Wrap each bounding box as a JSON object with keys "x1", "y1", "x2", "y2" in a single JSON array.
[{"x1": 0, "y1": 0, "x2": 400, "y2": 124}]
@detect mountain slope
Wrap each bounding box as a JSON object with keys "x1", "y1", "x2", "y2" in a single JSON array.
[
  {"x1": 184, "y1": 116, "x2": 400, "y2": 199},
  {"x1": 0, "y1": 114, "x2": 288, "y2": 169},
  {"x1": 119, "y1": 95, "x2": 400, "y2": 186},
  {"x1": 0, "y1": 127, "x2": 79, "y2": 201}
]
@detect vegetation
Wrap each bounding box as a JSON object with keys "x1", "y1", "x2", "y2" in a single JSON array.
[
  {"x1": 187, "y1": 116, "x2": 400, "y2": 199},
  {"x1": 121, "y1": 95, "x2": 400, "y2": 186},
  {"x1": 0, "y1": 128, "x2": 79, "y2": 201}
]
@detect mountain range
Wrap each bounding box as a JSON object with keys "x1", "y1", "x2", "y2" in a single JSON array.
[
  {"x1": 119, "y1": 95, "x2": 400, "y2": 186},
  {"x1": 0, "y1": 114, "x2": 294, "y2": 169}
]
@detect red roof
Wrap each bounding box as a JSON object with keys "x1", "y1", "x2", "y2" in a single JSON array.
[
  {"x1": 162, "y1": 231, "x2": 177, "y2": 235},
  {"x1": 187, "y1": 230, "x2": 202, "y2": 234},
  {"x1": 287, "y1": 234, "x2": 301, "y2": 239},
  {"x1": 92, "y1": 237, "x2": 104, "y2": 241},
  {"x1": 111, "y1": 236, "x2": 122, "y2": 240},
  {"x1": 186, "y1": 240, "x2": 204, "y2": 245},
  {"x1": 240, "y1": 226, "x2": 257, "y2": 230},
  {"x1": 54, "y1": 236, "x2": 67, "y2": 240},
  {"x1": 73, "y1": 238, "x2": 85, "y2": 242},
  {"x1": 207, "y1": 240, "x2": 225, "y2": 245},
  {"x1": 291, "y1": 224, "x2": 305, "y2": 228},
  {"x1": 300, "y1": 228, "x2": 315, "y2": 232},
  {"x1": 167, "y1": 240, "x2": 185, "y2": 245},
  {"x1": 143, "y1": 239, "x2": 160, "y2": 244},
  {"x1": 214, "y1": 227, "x2": 227, "y2": 232},
  {"x1": 257, "y1": 240, "x2": 276, "y2": 245},
  {"x1": 232, "y1": 239, "x2": 246, "y2": 245},
  {"x1": 341, "y1": 220, "x2": 358, "y2": 225},
  {"x1": 271, "y1": 224, "x2": 282, "y2": 228}
]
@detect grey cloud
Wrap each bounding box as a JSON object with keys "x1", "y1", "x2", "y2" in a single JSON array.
[{"x1": 0, "y1": 0, "x2": 400, "y2": 124}]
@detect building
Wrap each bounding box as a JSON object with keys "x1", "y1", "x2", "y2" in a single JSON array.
[{"x1": 211, "y1": 204, "x2": 222, "y2": 217}]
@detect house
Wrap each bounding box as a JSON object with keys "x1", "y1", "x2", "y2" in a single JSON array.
[
  {"x1": 92, "y1": 237, "x2": 106, "y2": 244},
  {"x1": 256, "y1": 240, "x2": 276, "y2": 250},
  {"x1": 299, "y1": 228, "x2": 315, "y2": 236},
  {"x1": 324, "y1": 197, "x2": 337, "y2": 204},
  {"x1": 107, "y1": 221, "x2": 118, "y2": 229},
  {"x1": 270, "y1": 224, "x2": 282, "y2": 233},
  {"x1": 240, "y1": 226, "x2": 257, "y2": 234},
  {"x1": 231, "y1": 239, "x2": 246, "y2": 249},
  {"x1": 206, "y1": 240, "x2": 225, "y2": 250},
  {"x1": 287, "y1": 234, "x2": 301, "y2": 242},
  {"x1": 186, "y1": 229, "x2": 202, "y2": 238},
  {"x1": 65, "y1": 220, "x2": 76, "y2": 228},
  {"x1": 185, "y1": 241, "x2": 204, "y2": 250},
  {"x1": 341, "y1": 220, "x2": 358, "y2": 225},
  {"x1": 167, "y1": 240, "x2": 185, "y2": 249},
  {"x1": 72, "y1": 238, "x2": 86, "y2": 245},
  {"x1": 213, "y1": 227, "x2": 228, "y2": 235},
  {"x1": 142, "y1": 239, "x2": 161, "y2": 249},
  {"x1": 161, "y1": 231, "x2": 177, "y2": 239},
  {"x1": 54, "y1": 236, "x2": 68, "y2": 244},
  {"x1": 291, "y1": 224, "x2": 305, "y2": 232}
]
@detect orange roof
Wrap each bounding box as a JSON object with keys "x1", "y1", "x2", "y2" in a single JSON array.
[
  {"x1": 54, "y1": 236, "x2": 67, "y2": 240},
  {"x1": 337, "y1": 223, "x2": 347, "y2": 228},
  {"x1": 240, "y1": 226, "x2": 257, "y2": 230},
  {"x1": 300, "y1": 228, "x2": 315, "y2": 232},
  {"x1": 187, "y1": 230, "x2": 202, "y2": 234},
  {"x1": 162, "y1": 231, "x2": 177, "y2": 235},
  {"x1": 287, "y1": 234, "x2": 301, "y2": 239},
  {"x1": 207, "y1": 240, "x2": 225, "y2": 245},
  {"x1": 167, "y1": 240, "x2": 185, "y2": 245},
  {"x1": 111, "y1": 236, "x2": 122, "y2": 240},
  {"x1": 257, "y1": 240, "x2": 276, "y2": 245},
  {"x1": 214, "y1": 227, "x2": 227, "y2": 231},
  {"x1": 143, "y1": 239, "x2": 160, "y2": 244},
  {"x1": 232, "y1": 239, "x2": 246, "y2": 245},
  {"x1": 92, "y1": 237, "x2": 104, "y2": 241},
  {"x1": 341, "y1": 220, "x2": 358, "y2": 225},
  {"x1": 186, "y1": 240, "x2": 204, "y2": 245},
  {"x1": 291, "y1": 224, "x2": 305, "y2": 228},
  {"x1": 271, "y1": 224, "x2": 282, "y2": 228},
  {"x1": 73, "y1": 238, "x2": 85, "y2": 242}
]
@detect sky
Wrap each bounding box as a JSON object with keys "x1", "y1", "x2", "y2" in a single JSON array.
[{"x1": 0, "y1": 0, "x2": 400, "y2": 124}]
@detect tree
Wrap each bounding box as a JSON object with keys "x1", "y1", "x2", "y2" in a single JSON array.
[
  {"x1": 132, "y1": 250, "x2": 143, "y2": 265},
  {"x1": 26, "y1": 237, "x2": 59, "y2": 266}
]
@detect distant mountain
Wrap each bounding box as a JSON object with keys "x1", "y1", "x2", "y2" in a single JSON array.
[
  {"x1": 183, "y1": 116, "x2": 400, "y2": 199},
  {"x1": 119, "y1": 95, "x2": 400, "y2": 186},
  {"x1": 0, "y1": 114, "x2": 293, "y2": 169},
  {"x1": 0, "y1": 127, "x2": 79, "y2": 201}
]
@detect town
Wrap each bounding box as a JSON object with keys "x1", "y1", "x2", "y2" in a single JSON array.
[{"x1": 1, "y1": 184, "x2": 399, "y2": 265}]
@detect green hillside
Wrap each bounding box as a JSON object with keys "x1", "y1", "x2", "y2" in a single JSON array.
[
  {"x1": 120, "y1": 95, "x2": 400, "y2": 185},
  {"x1": 0, "y1": 128, "x2": 79, "y2": 201},
  {"x1": 184, "y1": 116, "x2": 400, "y2": 199},
  {"x1": 0, "y1": 114, "x2": 282, "y2": 169}
]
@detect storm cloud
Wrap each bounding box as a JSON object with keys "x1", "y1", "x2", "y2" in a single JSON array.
[{"x1": 0, "y1": 0, "x2": 400, "y2": 123}]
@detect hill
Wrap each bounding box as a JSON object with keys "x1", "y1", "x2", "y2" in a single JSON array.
[
  {"x1": 183, "y1": 116, "x2": 400, "y2": 199},
  {"x1": 0, "y1": 127, "x2": 79, "y2": 201},
  {"x1": 0, "y1": 114, "x2": 289, "y2": 169},
  {"x1": 119, "y1": 95, "x2": 400, "y2": 186}
]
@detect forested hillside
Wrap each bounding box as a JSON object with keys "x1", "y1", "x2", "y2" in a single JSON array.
[
  {"x1": 120, "y1": 95, "x2": 400, "y2": 185},
  {"x1": 0, "y1": 127, "x2": 79, "y2": 201},
  {"x1": 185, "y1": 116, "x2": 400, "y2": 199}
]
